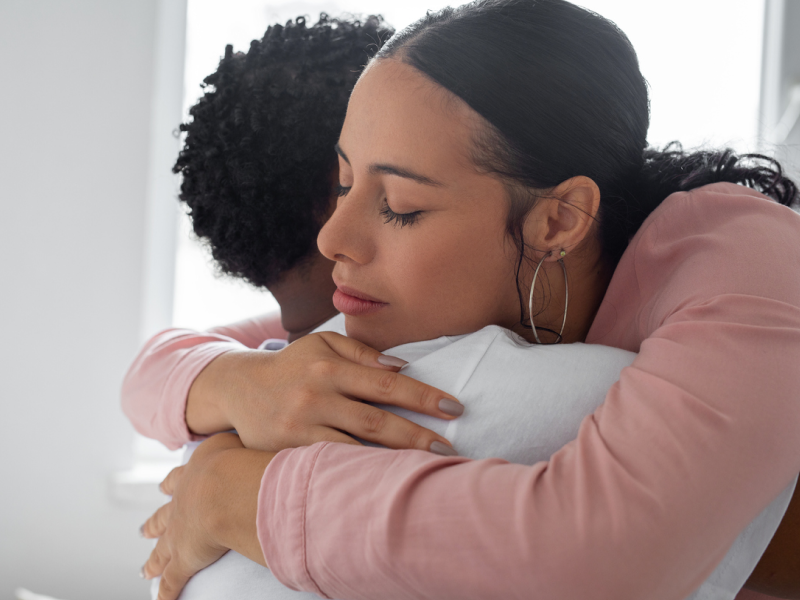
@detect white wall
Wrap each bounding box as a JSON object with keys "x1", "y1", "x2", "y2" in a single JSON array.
[
  {"x1": 760, "y1": 0, "x2": 800, "y2": 180},
  {"x1": 0, "y1": 1, "x2": 184, "y2": 598}
]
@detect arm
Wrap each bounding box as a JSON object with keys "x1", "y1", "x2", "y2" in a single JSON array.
[
  {"x1": 123, "y1": 312, "x2": 467, "y2": 454},
  {"x1": 121, "y1": 312, "x2": 287, "y2": 449},
  {"x1": 257, "y1": 184, "x2": 800, "y2": 600}
]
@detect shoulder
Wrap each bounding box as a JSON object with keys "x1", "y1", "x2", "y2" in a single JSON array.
[
  {"x1": 454, "y1": 326, "x2": 636, "y2": 369},
  {"x1": 633, "y1": 182, "x2": 800, "y2": 300},
  {"x1": 638, "y1": 182, "x2": 800, "y2": 253},
  {"x1": 589, "y1": 183, "x2": 800, "y2": 347}
]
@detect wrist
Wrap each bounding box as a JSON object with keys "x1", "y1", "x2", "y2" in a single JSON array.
[
  {"x1": 186, "y1": 349, "x2": 254, "y2": 435},
  {"x1": 207, "y1": 447, "x2": 275, "y2": 566}
]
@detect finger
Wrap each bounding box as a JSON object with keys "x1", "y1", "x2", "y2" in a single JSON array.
[
  {"x1": 327, "y1": 399, "x2": 457, "y2": 453},
  {"x1": 159, "y1": 466, "x2": 184, "y2": 496},
  {"x1": 143, "y1": 537, "x2": 171, "y2": 579},
  {"x1": 157, "y1": 563, "x2": 192, "y2": 600},
  {"x1": 142, "y1": 501, "x2": 174, "y2": 539},
  {"x1": 334, "y1": 362, "x2": 464, "y2": 420},
  {"x1": 317, "y1": 331, "x2": 409, "y2": 371}
]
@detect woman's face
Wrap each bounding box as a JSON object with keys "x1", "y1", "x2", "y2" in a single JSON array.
[{"x1": 317, "y1": 59, "x2": 524, "y2": 351}]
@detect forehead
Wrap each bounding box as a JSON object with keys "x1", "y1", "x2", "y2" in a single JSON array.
[{"x1": 341, "y1": 59, "x2": 479, "y2": 176}]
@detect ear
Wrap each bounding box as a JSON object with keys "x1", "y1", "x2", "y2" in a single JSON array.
[{"x1": 523, "y1": 176, "x2": 600, "y2": 261}]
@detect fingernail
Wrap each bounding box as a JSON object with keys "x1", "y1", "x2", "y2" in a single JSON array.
[
  {"x1": 377, "y1": 354, "x2": 408, "y2": 368},
  {"x1": 139, "y1": 566, "x2": 147, "y2": 579},
  {"x1": 438, "y1": 398, "x2": 464, "y2": 416},
  {"x1": 430, "y1": 441, "x2": 459, "y2": 456},
  {"x1": 139, "y1": 524, "x2": 145, "y2": 538}
]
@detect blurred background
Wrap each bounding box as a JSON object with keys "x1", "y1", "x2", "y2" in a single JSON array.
[{"x1": 0, "y1": 0, "x2": 797, "y2": 598}]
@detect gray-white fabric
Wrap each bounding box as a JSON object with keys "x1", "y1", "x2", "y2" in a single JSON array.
[{"x1": 154, "y1": 313, "x2": 796, "y2": 600}]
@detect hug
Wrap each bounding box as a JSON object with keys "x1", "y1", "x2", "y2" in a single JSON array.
[{"x1": 123, "y1": 1, "x2": 800, "y2": 599}]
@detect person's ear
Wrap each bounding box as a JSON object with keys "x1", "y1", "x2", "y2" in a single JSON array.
[{"x1": 523, "y1": 176, "x2": 600, "y2": 261}]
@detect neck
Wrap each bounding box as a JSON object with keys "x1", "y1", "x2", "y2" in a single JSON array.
[
  {"x1": 268, "y1": 256, "x2": 339, "y2": 342},
  {"x1": 560, "y1": 255, "x2": 611, "y2": 343},
  {"x1": 515, "y1": 243, "x2": 611, "y2": 345}
]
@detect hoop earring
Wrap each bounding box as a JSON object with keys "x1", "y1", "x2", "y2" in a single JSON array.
[{"x1": 528, "y1": 249, "x2": 569, "y2": 344}]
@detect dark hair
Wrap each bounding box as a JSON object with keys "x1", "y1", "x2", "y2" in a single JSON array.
[
  {"x1": 377, "y1": 0, "x2": 798, "y2": 321},
  {"x1": 174, "y1": 14, "x2": 394, "y2": 288}
]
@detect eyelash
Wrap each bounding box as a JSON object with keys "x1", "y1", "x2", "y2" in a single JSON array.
[{"x1": 336, "y1": 185, "x2": 422, "y2": 228}]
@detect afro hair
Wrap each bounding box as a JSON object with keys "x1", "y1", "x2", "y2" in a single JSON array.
[{"x1": 173, "y1": 14, "x2": 395, "y2": 288}]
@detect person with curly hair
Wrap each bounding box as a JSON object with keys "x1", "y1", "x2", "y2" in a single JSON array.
[{"x1": 173, "y1": 13, "x2": 395, "y2": 341}]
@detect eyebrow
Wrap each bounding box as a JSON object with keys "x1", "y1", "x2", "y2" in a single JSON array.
[{"x1": 335, "y1": 143, "x2": 444, "y2": 187}]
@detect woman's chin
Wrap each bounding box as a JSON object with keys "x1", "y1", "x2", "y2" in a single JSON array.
[{"x1": 343, "y1": 317, "x2": 406, "y2": 352}]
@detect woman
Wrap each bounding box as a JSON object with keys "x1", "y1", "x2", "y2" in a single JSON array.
[{"x1": 136, "y1": 1, "x2": 800, "y2": 599}]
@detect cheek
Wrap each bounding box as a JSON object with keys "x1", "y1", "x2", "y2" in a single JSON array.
[{"x1": 389, "y1": 216, "x2": 518, "y2": 327}]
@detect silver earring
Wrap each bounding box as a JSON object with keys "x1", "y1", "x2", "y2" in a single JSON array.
[{"x1": 528, "y1": 249, "x2": 569, "y2": 344}]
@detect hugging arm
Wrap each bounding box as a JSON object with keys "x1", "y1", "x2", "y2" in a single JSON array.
[
  {"x1": 121, "y1": 312, "x2": 287, "y2": 450},
  {"x1": 122, "y1": 313, "x2": 463, "y2": 455},
  {"x1": 254, "y1": 187, "x2": 800, "y2": 599}
]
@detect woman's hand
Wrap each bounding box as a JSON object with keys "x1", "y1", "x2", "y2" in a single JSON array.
[
  {"x1": 141, "y1": 433, "x2": 273, "y2": 600},
  {"x1": 186, "y1": 331, "x2": 463, "y2": 454}
]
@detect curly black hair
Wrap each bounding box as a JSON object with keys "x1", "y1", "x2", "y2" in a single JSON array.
[{"x1": 173, "y1": 14, "x2": 395, "y2": 288}]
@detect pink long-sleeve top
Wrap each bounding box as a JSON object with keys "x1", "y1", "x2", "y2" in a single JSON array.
[{"x1": 122, "y1": 183, "x2": 800, "y2": 600}]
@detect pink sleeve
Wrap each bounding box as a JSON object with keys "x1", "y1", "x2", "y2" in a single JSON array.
[
  {"x1": 258, "y1": 183, "x2": 800, "y2": 600},
  {"x1": 121, "y1": 312, "x2": 286, "y2": 450}
]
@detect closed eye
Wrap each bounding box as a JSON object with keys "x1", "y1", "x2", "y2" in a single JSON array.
[
  {"x1": 380, "y1": 199, "x2": 422, "y2": 228},
  {"x1": 337, "y1": 185, "x2": 422, "y2": 227}
]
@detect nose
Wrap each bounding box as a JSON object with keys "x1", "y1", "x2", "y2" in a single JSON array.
[{"x1": 317, "y1": 187, "x2": 375, "y2": 266}]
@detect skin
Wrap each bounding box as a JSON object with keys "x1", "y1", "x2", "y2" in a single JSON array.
[
  {"x1": 142, "y1": 58, "x2": 800, "y2": 600},
  {"x1": 183, "y1": 328, "x2": 464, "y2": 454},
  {"x1": 184, "y1": 249, "x2": 340, "y2": 439},
  {"x1": 142, "y1": 434, "x2": 270, "y2": 594},
  {"x1": 271, "y1": 250, "x2": 339, "y2": 343}
]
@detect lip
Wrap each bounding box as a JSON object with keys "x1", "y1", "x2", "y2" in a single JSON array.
[{"x1": 332, "y1": 284, "x2": 388, "y2": 317}]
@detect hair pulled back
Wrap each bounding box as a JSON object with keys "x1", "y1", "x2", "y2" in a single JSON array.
[
  {"x1": 376, "y1": 0, "x2": 798, "y2": 268},
  {"x1": 174, "y1": 14, "x2": 394, "y2": 288}
]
